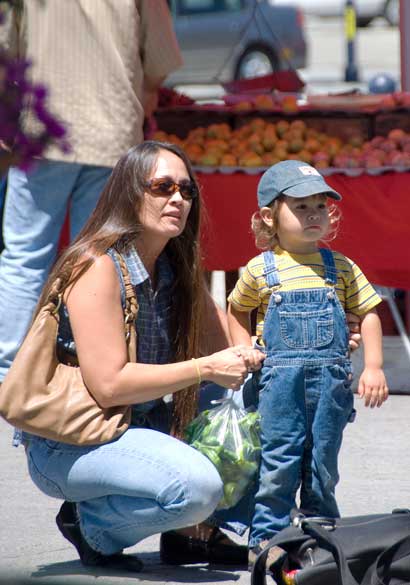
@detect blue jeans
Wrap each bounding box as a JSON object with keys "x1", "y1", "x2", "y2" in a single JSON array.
[
  {"x1": 26, "y1": 428, "x2": 223, "y2": 554},
  {"x1": 0, "y1": 160, "x2": 112, "y2": 380},
  {"x1": 248, "y1": 361, "x2": 353, "y2": 547}
]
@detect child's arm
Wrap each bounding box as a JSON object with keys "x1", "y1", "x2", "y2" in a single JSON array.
[
  {"x1": 227, "y1": 304, "x2": 253, "y2": 347},
  {"x1": 199, "y1": 288, "x2": 232, "y2": 355},
  {"x1": 357, "y1": 308, "x2": 389, "y2": 408},
  {"x1": 227, "y1": 304, "x2": 265, "y2": 372}
]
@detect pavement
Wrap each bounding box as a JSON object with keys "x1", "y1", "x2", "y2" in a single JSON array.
[
  {"x1": 175, "y1": 14, "x2": 400, "y2": 104},
  {"x1": 1, "y1": 336, "x2": 409, "y2": 585}
]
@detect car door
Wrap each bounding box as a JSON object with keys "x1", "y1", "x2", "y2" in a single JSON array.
[{"x1": 168, "y1": 0, "x2": 250, "y2": 84}]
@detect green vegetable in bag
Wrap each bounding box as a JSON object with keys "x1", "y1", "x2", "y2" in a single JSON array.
[{"x1": 184, "y1": 397, "x2": 261, "y2": 509}]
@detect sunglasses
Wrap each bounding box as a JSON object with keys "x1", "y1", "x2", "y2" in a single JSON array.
[{"x1": 145, "y1": 178, "x2": 198, "y2": 200}]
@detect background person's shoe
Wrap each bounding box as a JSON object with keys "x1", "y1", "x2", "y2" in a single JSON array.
[
  {"x1": 56, "y1": 501, "x2": 143, "y2": 572},
  {"x1": 160, "y1": 526, "x2": 248, "y2": 566}
]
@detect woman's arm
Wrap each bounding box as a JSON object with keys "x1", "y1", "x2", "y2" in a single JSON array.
[{"x1": 66, "y1": 256, "x2": 264, "y2": 407}]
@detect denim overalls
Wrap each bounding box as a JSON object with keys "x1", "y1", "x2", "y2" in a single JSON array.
[{"x1": 249, "y1": 248, "x2": 355, "y2": 547}]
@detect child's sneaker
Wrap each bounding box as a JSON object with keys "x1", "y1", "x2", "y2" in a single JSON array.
[{"x1": 248, "y1": 540, "x2": 287, "y2": 572}]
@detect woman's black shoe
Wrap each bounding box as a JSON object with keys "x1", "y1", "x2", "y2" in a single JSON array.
[
  {"x1": 160, "y1": 526, "x2": 248, "y2": 566},
  {"x1": 56, "y1": 501, "x2": 143, "y2": 572}
]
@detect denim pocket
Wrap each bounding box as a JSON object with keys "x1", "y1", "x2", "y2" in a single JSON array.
[
  {"x1": 279, "y1": 308, "x2": 334, "y2": 349},
  {"x1": 257, "y1": 366, "x2": 277, "y2": 396},
  {"x1": 329, "y1": 362, "x2": 354, "y2": 422}
]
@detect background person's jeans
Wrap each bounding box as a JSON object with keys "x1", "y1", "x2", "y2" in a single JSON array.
[
  {"x1": 0, "y1": 175, "x2": 7, "y2": 251},
  {"x1": 0, "y1": 160, "x2": 112, "y2": 381}
]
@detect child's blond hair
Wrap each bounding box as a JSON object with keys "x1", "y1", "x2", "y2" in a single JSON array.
[{"x1": 251, "y1": 195, "x2": 342, "y2": 251}]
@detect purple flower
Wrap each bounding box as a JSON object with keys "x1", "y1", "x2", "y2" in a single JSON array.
[{"x1": 0, "y1": 47, "x2": 70, "y2": 171}]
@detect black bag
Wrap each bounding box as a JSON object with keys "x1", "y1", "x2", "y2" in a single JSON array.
[{"x1": 251, "y1": 509, "x2": 410, "y2": 585}]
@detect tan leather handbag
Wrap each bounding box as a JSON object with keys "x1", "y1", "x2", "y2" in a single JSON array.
[{"x1": 0, "y1": 253, "x2": 138, "y2": 445}]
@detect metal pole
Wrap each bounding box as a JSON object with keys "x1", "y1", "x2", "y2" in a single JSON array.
[
  {"x1": 400, "y1": 0, "x2": 410, "y2": 90},
  {"x1": 344, "y1": 0, "x2": 359, "y2": 82},
  {"x1": 210, "y1": 270, "x2": 226, "y2": 311},
  {"x1": 379, "y1": 287, "x2": 410, "y2": 364}
]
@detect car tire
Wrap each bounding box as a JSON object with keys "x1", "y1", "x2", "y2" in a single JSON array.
[
  {"x1": 356, "y1": 16, "x2": 373, "y2": 28},
  {"x1": 383, "y1": 0, "x2": 399, "y2": 27},
  {"x1": 234, "y1": 45, "x2": 278, "y2": 80}
]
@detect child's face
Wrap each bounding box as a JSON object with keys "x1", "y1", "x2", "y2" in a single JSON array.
[{"x1": 275, "y1": 193, "x2": 330, "y2": 253}]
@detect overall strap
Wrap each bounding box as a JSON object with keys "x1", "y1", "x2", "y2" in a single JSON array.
[
  {"x1": 363, "y1": 533, "x2": 410, "y2": 585},
  {"x1": 319, "y1": 248, "x2": 338, "y2": 285},
  {"x1": 262, "y1": 250, "x2": 281, "y2": 288}
]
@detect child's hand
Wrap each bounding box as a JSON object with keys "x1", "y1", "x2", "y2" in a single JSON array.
[
  {"x1": 357, "y1": 367, "x2": 389, "y2": 408},
  {"x1": 346, "y1": 312, "x2": 361, "y2": 351}
]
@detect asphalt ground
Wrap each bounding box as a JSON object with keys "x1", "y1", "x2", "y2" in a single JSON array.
[{"x1": 1, "y1": 383, "x2": 409, "y2": 585}]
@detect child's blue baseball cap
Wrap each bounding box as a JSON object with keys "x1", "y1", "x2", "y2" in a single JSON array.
[{"x1": 257, "y1": 160, "x2": 342, "y2": 208}]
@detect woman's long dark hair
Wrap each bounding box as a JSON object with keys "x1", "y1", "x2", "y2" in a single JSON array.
[{"x1": 37, "y1": 141, "x2": 205, "y2": 437}]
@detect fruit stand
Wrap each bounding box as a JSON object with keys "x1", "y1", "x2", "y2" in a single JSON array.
[{"x1": 154, "y1": 91, "x2": 410, "y2": 171}]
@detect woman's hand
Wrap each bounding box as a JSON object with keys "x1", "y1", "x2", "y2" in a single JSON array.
[
  {"x1": 201, "y1": 345, "x2": 265, "y2": 390},
  {"x1": 346, "y1": 312, "x2": 362, "y2": 351}
]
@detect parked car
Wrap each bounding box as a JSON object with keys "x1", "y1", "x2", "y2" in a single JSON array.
[
  {"x1": 165, "y1": 0, "x2": 307, "y2": 86},
  {"x1": 272, "y1": 0, "x2": 399, "y2": 27}
]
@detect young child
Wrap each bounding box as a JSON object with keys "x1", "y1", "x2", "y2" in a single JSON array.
[{"x1": 227, "y1": 160, "x2": 388, "y2": 565}]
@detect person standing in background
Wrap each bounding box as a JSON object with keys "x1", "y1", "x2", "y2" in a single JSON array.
[{"x1": 0, "y1": 0, "x2": 183, "y2": 383}]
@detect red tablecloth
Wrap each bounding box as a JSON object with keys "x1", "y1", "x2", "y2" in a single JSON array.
[{"x1": 198, "y1": 171, "x2": 410, "y2": 289}]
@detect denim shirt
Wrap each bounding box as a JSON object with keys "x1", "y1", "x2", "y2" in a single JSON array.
[{"x1": 13, "y1": 246, "x2": 175, "y2": 446}]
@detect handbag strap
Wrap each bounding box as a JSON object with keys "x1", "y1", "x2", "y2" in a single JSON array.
[
  {"x1": 252, "y1": 516, "x2": 410, "y2": 585},
  {"x1": 46, "y1": 252, "x2": 139, "y2": 335},
  {"x1": 113, "y1": 251, "x2": 139, "y2": 337},
  {"x1": 363, "y1": 534, "x2": 410, "y2": 585},
  {"x1": 251, "y1": 531, "x2": 310, "y2": 585},
  {"x1": 300, "y1": 521, "x2": 360, "y2": 585}
]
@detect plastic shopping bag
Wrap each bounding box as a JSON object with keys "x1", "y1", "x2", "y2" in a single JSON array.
[{"x1": 184, "y1": 397, "x2": 261, "y2": 509}]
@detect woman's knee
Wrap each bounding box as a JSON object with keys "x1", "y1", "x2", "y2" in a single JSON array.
[
  {"x1": 158, "y1": 446, "x2": 223, "y2": 525},
  {"x1": 189, "y1": 450, "x2": 224, "y2": 513}
]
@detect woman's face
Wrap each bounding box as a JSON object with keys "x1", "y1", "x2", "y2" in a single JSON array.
[{"x1": 139, "y1": 149, "x2": 194, "y2": 245}]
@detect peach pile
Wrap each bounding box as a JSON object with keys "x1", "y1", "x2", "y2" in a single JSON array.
[
  {"x1": 228, "y1": 90, "x2": 410, "y2": 113},
  {"x1": 231, "y1": 94, "x2": 298, "y2": 113},
  {"x1": 152, "y1": 119, "x2": 410, "y2": 170}
]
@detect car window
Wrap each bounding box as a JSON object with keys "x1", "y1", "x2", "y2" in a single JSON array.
[{"x1": 175, "y1": 0, "x2": 243, "y2": 16}]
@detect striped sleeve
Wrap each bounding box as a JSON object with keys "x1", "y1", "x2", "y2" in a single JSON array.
[
  {"x1": 228, "y1": 261, "x2": 260, "y2": 312},
  {"x1": 344, "y1": 257, "x2": 382, "y2": 316}
]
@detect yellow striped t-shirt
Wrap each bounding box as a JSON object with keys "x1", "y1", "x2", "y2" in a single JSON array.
[{"x1": 228, "y1": 246, "x2": 381, "y2": 340}]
